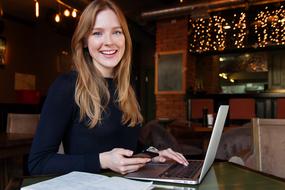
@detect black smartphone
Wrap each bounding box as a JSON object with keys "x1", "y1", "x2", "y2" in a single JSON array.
[{"x1": 131, "y1": 149, "x2": 159, "y2": 159}]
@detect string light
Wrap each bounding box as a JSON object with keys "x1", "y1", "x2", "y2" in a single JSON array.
[
  {"x1": 232, "y1": 12, "x2": 247, "y2": 48},
  {"x1": 55, "y1": 13, "x2": 60, "y2": 22},
  {"x1": 71, "y1": 9, "x2": 77, "y2": 18},
  {"x1": 189, "y1": 15, "x2": 227, "y2": 53},
  {"x1": 55, "y1": 0, "x2": 79, "y2": 23},
  {"x1": 254, "y1": 4, "x2": 285, "y2": 47},
  {"x1": 219, "y1": 73, "x2": 235, "y2": 83},
  {"x1": 189, "y1": 3, "x2": 285, "y2": 53},
  {"x1": 219, "y1": 73, "x2": 228, "y2": 79},
  {"x1": 35, "y1": 0, "x2": 39, "y2": 18},
  {"x1": 63, "y1": 9, "x2": 70, "y2": 17}
]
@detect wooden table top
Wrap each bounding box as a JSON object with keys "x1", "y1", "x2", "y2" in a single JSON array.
[{"x1": 13, "y1": 162, "x2": 285, "y2": 190}]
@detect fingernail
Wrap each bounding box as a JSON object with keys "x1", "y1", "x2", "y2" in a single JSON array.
[{"x1": 160, "y1": 158, "x2": 166, "y2": 162}]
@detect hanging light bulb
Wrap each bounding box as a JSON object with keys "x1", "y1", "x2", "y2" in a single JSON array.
[
  {"x1": 64, "y1": 9, "x2": 70, "y2": 17},
  {"x1": 54, "y1": 0, "x2": 79, "y2": 23},
  {"x1": 55, "y1": 13, "x2": 61, "y2": 22},
  {"x1": 71, "y1": 9, "x2": 77, "y2": 18},
  {"x1": 35, "y1": 0, "x2": 39, "y2": 18}
]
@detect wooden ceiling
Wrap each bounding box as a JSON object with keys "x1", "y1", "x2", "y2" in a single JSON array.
[{"x1": 1, "y1": 0, "x2": 283, "y2": 36}]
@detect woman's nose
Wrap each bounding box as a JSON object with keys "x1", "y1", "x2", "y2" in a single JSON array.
[{"x1": 103, "y1": 34, "x2": 113, "y2": 45}]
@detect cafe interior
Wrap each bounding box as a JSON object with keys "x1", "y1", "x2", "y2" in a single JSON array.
[{"x1": 1, "y1": 0, "x2": 285, "y2": 189}]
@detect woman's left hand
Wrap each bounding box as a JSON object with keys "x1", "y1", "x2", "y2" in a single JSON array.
[{"x1": 152, "y1": 148, "x2": 189, "y2": 166}]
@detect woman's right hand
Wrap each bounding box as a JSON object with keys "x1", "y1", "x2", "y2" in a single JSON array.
[{"x1": 99, "y1": 148, "x2": 151, "y2": 174}]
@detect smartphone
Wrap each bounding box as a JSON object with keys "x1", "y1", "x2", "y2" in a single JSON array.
[{"x1": 131, "y1": 149, "x2": 159, "y2": 159}]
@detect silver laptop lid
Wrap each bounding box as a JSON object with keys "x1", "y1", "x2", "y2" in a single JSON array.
[{"x1": 198, "y1": 105, "x2": 229, "y2": 183}]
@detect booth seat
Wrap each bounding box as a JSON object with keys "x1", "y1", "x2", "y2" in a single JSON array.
[{"x1": 216, "y1": 118, "x2": 285, "y2": 179}]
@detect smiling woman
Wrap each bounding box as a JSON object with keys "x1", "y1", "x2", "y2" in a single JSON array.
[{"x1": 28, "y1": 0, "x2": 188, "y2": 176}]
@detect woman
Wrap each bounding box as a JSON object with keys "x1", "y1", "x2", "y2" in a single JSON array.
[{"x1": 28, "y1": 0, "x2": 188, "y2": 175}]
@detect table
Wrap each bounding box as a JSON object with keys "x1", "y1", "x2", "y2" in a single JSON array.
[
  {"x1": 10, "y1": 162, "x2": 285, "y2": 190},
  {"x1": 0, "y1": 133, "x2": 33, "y2": 190},
  {"x1": 169, "y1": 122, "x2": 214, "y2": 154},
  {"x1": 170, "y1": 122, "x2": 240, "y2": 154}
]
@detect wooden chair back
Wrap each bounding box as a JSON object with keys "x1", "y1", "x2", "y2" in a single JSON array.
[
  {"x1": 190, "y1": 99, "x2": 214, "y2": 119},
  {"x1": 252, "y1": 118, "x2": 285, "y2": 178},
  {"x1": 6, "y1": 113, "x2": 40, "y2": 135},
  {"x1": 229, "y1": 98, "x2": 255, "y2": 120},
  {"x1": 276, "y1": 98, "x2": 285, "y2": 118}
]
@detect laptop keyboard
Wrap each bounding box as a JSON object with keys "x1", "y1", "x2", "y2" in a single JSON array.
[{"x1": 159, "y1": 160, "x2": 203, "y2": 178}]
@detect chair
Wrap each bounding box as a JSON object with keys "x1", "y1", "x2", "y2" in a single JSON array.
[
  {"x1": 5, "y1": 113, "x2": 40, "y2": 178},
  {"x1": 6, "y1": 113, "x2": 65, "y2": 155},
  {"x1": 6, "y1": 113, "x2": 40, "y2": 134},
  {"x1": 216, "y1": 122, "x2": 252, "y2": 162},
  {"x1": 190, "y1": 99, "x2": 214, "y2": 120},
  {"x1": 250, "y1": 118, "x2": 285, "y2": 178},
  {"x1": 229, "y1": 98, "x2": 255, "y2": 126},
  {"x1": 225, "y1": 118, "x2": 285, "y2": 178},
  {"x1": 276, "y1": 98, "x2": 285, "y2": 119}
]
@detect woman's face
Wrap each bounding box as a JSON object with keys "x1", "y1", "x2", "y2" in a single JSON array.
[{"x1": 87, "y1": 9, "x2": 125, "y2": 77}]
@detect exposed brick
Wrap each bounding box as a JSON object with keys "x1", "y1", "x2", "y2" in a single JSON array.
[{"x1": 155, "y1": 18, "x2": 189, "y2": 120}]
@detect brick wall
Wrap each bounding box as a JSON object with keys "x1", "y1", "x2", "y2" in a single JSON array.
[
  {"x1": 203, "y1": 56, "x2": 220, "y2": 93},
  {"x1": 155, "y1": 18, "x2": 190, "y2": 120},
  {"x1": 187, "y1": 54, "x2": 196, "y2": 91},
  {"x1": 196, "y1": 55, "x2": 220, "y2": 94},
  {"x1": 156, "y1": 19, "x2": 188, "y2": 51},
  {"x1": 156, "y1": 94, "x2": 186, "y2": 119}
]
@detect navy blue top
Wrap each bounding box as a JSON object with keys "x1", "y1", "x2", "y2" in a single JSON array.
[{"x1": 28, "y1": 71, "x2": 141, "y2": 175}]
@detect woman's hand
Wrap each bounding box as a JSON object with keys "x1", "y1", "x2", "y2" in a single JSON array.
[
  {"x1": 152, "y1": 148, "x2": 189, "y2": 166},
  {"x1": 99, "y1": 148, "x2": 151, "y2": 174}
]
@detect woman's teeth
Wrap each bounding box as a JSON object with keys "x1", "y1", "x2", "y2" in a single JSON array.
[{"x1": 101, "y1": 50, "x2": 116, "y2": 55}]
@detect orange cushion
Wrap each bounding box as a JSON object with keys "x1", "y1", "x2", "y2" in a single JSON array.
[
  {"x1": 229, "y1": 99, "x2": 255, "y2": 119},
  {"x1": 276, "y1": 98, "x2": 285, "y2": 119}
]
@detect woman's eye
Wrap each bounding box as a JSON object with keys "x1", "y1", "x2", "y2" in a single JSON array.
[
  {"x1": 93, "y1": 32, "x2": 102, "y2": 36},
  {"x1": 114, "y1": 30, "x2": 122, "y2": 35}
]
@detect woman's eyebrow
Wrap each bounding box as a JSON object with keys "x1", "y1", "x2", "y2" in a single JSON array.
[
  {"x1": 92, "y1": 26, "x2": 122, "y2": 30},
  {"x1": 113, "y1": 26, "x2": 122, "y2": 30}
]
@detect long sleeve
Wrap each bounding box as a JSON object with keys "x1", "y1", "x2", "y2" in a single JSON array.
[
  {"x1": 28, "y1": 73, "x2": 101, "y2": 175},
  {"x1": 28, "y1": 72, "x2": 140, "y2": 175}
]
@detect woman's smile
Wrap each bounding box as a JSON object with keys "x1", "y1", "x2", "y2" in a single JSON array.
[{"x1": 100, "y1": 49, "x2": 117, "y2": 56}]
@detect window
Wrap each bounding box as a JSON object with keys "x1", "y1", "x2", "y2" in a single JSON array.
[{"x1": 155, "y1": 51, "x2": 186, "y2": 94}]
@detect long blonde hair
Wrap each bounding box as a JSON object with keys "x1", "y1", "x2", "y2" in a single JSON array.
[{"x1": 71, "y1": 0, "x2": 143, "y2": 127}]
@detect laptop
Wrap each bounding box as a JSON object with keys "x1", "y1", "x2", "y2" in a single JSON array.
[
  {"x1": 125, "y1": 105, "x2": 229, "y2": 185},
  {"x1": 151, "y1": 167, "x2": 219, "y2": 190}
]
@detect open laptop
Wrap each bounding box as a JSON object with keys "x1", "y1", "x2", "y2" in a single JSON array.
[{"x1": 125, "y1": 105, "x2": 229, "y2": 185}]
